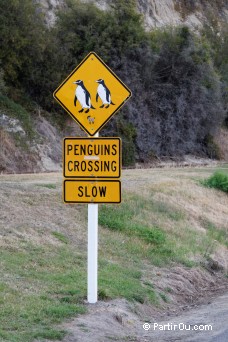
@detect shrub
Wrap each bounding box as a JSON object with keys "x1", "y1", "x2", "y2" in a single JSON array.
[
  {"x1": 0, "y1": 0, "x2": 226, "y2": 163},
  {"x1": 107, "y1": 26, "x2": 225, "y2": 160},
  {"x1": 0, "y1": 0, "x2": 47, "y2": 89},
  {"x1": 0, "y1": 68, "x2": 7, "y2": 95},
  {"x1": 203, "y1": 171, "x2": 228, "y2": 193},
  {"x1": 201, "y1": 15, "x2": 228, "y2": 128}
]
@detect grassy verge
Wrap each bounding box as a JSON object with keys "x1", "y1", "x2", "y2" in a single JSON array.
[
  {"x1": 202, "y1": 220, "x2": 228, "y2": 248},
  {"x1": 99, "y1": 193, "x2": 217, "y2": 267},
  {"x1": 0, "y1": 222, "x2": 158, "y2": 341},
  {"x1": 1, "y1": 168, "x2": 227, "y2": 341},
  {"x1": 0, "y1": 244, "x2": 86, "y2": 341},
  {"x1": 1, "y1": 191, "x2": 226, "y2": 340}
]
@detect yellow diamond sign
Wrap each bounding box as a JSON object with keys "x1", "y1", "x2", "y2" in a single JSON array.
[{"x1": 53, "y1": 52, "x2": 132, "y2": 136}]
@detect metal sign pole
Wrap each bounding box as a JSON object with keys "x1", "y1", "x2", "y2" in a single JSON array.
[{"x1": 87, "y1": 132, "x2": 99, "y2": 304}]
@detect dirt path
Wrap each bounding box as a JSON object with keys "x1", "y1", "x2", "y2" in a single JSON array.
[{"x1": 58, "y1": 292, "x2": 228, "y2": 342}]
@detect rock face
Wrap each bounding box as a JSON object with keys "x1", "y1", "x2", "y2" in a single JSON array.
[
  {"x1": 137, "y1": 0, "x2": 201, "y2": 29},
  {"x1": 35, "y1": 0, "x2": 65, "y2": 26},
  {"x1": 0, "y1": 112, "x2": 84, "y2": 174},
  {"x1": 37, "y1": 0, "x2": 228, "y2": 29},
  {"x1": 137, "y1": 0, "x2": 227, "y2": 29}
]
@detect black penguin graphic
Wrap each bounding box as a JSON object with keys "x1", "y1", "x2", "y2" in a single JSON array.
[
  {"x1": 96, "y1": 79, "x2": 115, "y2": 108},
  {"x1": 73, "y1": 80, "x2": 95, "y2": 113}
]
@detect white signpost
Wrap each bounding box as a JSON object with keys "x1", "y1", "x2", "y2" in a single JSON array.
[
  {"x1": 88, "y1": 133, "x2": 99, "y2": 303},
  {"x1": 53, "y1": 52, "x2": 131, "y2": 303}
]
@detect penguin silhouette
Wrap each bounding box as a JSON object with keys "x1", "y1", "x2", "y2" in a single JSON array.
[
  {"x1": 73, "y1": 80, "x2": 95, "y2": 113},
  {"x1": 96, "y1": 79, "x2": 115, "y2": 108}
]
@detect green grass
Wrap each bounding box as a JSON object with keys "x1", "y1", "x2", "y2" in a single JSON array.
[
  {"x1": 203, "y1": 221, "x2": 228, "y2": 248},
  {"x1": 0, "y1": 234, "x2": 157, "y2": 341},
  {"x1": 99, "y1": 203, "x2": 166, "y2": 245},
  {"x1": 36, "y1": 183, "x2": 57, "y2": 189},
  {"x1": 98, "y1": 190, "x2": 228, "y2": 268},
  {"x1": 99, "y1": 193, "x2": 200, "y2": 266},
  {"x1": 98, "y1": 261, "x2": 156, "y2": 304},
  {"x1": 202, "y1": 171, "x2": 228, "y2": 193},
  {"x1": 52, "y1": 232, "x2": 69, "y2": 244},
  {"x1": 0, "y1": 245, "x2": 87, "y2": 341},
  {"x1": 99, "y1": 194, "x2": 185, "y2": 246},
  {"x1": 159, "y1": 292, "x2": 169, "y2": 303},
  {"x1": 1, "y1": 183, "x2": 227, "y2": 340}
]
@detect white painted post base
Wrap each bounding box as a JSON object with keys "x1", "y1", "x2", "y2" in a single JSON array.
[
  {"x1": 87, "y1": 132, "x2": 99, "y2": 304},
  {"x1": 87, "y1": 202, "x2": 98, "y2": 303}
]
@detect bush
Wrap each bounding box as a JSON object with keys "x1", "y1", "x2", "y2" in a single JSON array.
[
  {"x1": 0, "y1": 0, "x2": 226, "y2": 163},
  {"x1": 203, "y1": 171, "x2": 228, "y2": 193},
  {"x1": 107, "y1": 26, "x2": 225, "y2": 160},
  {"x1": 0, "y1": 0, "x2": 47, "y2": 88},
  {"x1": 201, "y1": 15, "x2": 228, "y2": 128},
  {"x1": 0, "y1": 68, "x2": 7, "y2": 95}
]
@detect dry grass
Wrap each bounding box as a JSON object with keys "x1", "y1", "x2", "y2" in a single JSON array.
[
  {"x1": 122, "y1": 167, "x2": 228, "y2": 231},
  {"x1": 0, "y1": 173, "x2": 87, "y2": 247},
  {"x1": 0, "y1": 167, "x2": 227, "y2": 341}
]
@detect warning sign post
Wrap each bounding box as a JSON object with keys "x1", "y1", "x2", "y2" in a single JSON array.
[{"x1": 53, "y1": 52, "x2": 131, "y2": 304}]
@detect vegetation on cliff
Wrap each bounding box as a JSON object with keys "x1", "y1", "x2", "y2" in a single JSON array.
[{"x1": 0, "y1": 0, "x2": 227, "y2": 166}]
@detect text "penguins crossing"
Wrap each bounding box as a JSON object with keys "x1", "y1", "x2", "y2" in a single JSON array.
[{"x1": 64, "y1": 137, "x2": 121, "y2": 179}]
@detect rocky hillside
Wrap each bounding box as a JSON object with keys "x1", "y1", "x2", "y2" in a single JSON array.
[
  {"x1": 0, "y1": 104, "x2": 84, "y2": 173},
  {"x1": 137, "y1": 0, "x2": 228, "y2": 29},
  {"x1": 1, "y1": 0, "x2": 227, "y2": 173},
  {"x1": 39, "y1": 0, "x2": 228, "y2": 28}
]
